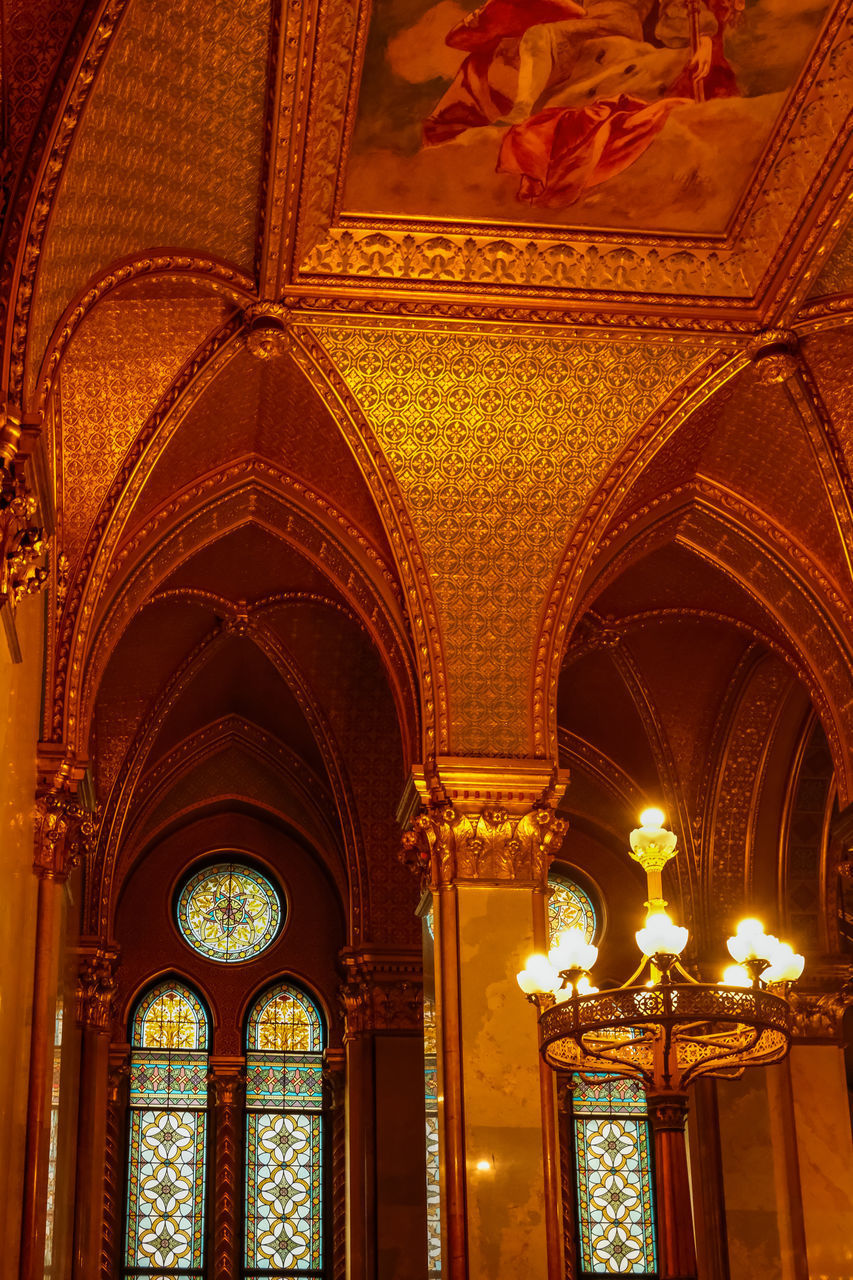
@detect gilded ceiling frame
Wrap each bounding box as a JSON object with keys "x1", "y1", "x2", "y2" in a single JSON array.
[{"x1": 291, "y1": 0, "x2": 853, "y2": 322}]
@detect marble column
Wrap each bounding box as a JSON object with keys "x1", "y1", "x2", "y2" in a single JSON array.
[
  {"x1": 20, "y1": 766, "x2": 94, "y2": 1280},
  {"x1": 400, "y1": 760, "x2": 568, "y2": 1280},
  {"x1": 72, "y1": 940, "x2": 120, "y2": 1280},
  {"x1": 339, "y1": 947, "x2": 426, "y2": 1280},
  {"x1": 766, "y1": 977, "x2": 853, "y2": 1280}
]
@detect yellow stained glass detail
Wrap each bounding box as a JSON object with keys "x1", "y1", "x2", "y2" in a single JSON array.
[
  {"x1": 254, "y1": 993, "x2": 314, "y2": 1052},
  {"x1": 548, "y1": 873, "x2": 597, "y2": 947},
  {"x1": 140, "y1": 992, "x2": 202, "y2": 1050}
]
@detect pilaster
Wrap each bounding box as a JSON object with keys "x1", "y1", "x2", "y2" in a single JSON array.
[{"x1": 400, "y1": 759, "x2": 568, "y2": 1280}]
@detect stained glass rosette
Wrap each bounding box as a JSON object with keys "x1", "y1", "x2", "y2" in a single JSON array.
[
  {"x1": 548, "y1": 872, "x2": 597, "y2": 947},
  {"x1": 177, "y1": 862, "x2": 282, "y2": 963}
]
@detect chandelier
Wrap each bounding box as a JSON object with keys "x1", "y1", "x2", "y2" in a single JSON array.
[{"x1": 517, "y1": 809, "x2": 804, "y2": 1280}]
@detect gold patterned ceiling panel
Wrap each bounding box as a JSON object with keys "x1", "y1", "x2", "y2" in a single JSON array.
[
  {"x1": 802, "y1": 330, "x2": 853, "y2": 462},
  {"x1": 126, "y1": 348, "x2": 394, "y2": 562},
  {"x1": 4, "y1": 0, "x2": 81, "y2": 163},
  {"x1": 317, "y1": 321, "x2": 712, "y2": 753},
  {"x1": 28, "y1": 0, "x2": 270, "y2": 387},
  {"x1": 58, "y1": 294, "x2": 228, "y2": 573}
]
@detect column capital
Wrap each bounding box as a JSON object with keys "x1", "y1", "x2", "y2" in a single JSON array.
[
  {"x1": 338, "y1": 946, "x2": 423, "y2": 1040},
  {"x1": 76, "y1": 938, "x2": 120, "y2": 1033},
  {"x1": 399, "y1": 758, "x2": 569, "y2": 889},
  {"x1": 33, "y1": 760, "x2": 98, "y2": 882},
  {"x1": 208, "y1": 1056, "x2": 246, "y2": 1106}
]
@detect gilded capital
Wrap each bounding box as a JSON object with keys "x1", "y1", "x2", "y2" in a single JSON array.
[
  {"x1": 33, "y1": 768, "x2": 98, "y2": 883},
  {"x1": 338, "y1": 947, "x2": 423, "y2": 1040},
  {"x1": 0, "y1": 460, "x2": 49, "y2": 607},
  {"x1": 76, "y1": 940, "x2": 120, "y2": 1033},
  {"x1": 399, "y1": 759, "x2": 568, "y2": 889}
]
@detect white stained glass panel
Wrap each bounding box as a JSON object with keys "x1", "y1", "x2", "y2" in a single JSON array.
[{"x1": 245, "y1": 1110, "x2": 323, "y2": 1272}]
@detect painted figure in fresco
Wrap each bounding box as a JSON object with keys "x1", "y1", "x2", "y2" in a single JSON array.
[{"x1": 423, "y1": 0, "x2": 743, "y2": 206}]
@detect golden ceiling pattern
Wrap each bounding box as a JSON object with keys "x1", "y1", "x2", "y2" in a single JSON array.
[
  {"x1": 28, "y1": 0, "x2": 270, "y2": 388},
  {"x1": 59, "y1": 295, "x2": 228, "y2": 571},
  {"x1": 317, "y1": 322, "x2": 711, "y2": 753}
]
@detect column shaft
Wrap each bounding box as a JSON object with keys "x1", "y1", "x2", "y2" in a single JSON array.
[
  {"x1": 210, "y1": 1058, "x2": 244, "y2": 1280},
  {"x1": 101, "y1": 1051, "x2": 129, "y2": 1280},
  {"x1": 647, "y1": 1094, "x2": 697, "y2": 1280},
  {"x1": 19, "y1": 875, "x2": 62, "y2": 1280},
  {"x1": 72, "y1": 1027, "x2": 110, "y2": 1279}
]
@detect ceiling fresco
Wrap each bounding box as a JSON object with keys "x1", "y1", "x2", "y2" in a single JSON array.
[{"x1": 344, "y1": 0, "x2": 832, "y2": 233}]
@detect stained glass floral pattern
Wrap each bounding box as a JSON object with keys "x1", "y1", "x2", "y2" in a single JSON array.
[
  {"x1": 125, "y1": 983, "x2": 209, "y2": 1280},
  {"x1": 572, "y1": 1076, "x2": 656, "y2": 1275},
  {"x1": 177, "y1": 862, "x2": 282, "y2": 963},
  {"x1": 548, "y1": 872, "x2": 597, "y2": 946},
  {"x1": 245, "y1": 984, "x2": 325, "y2": 1276}
]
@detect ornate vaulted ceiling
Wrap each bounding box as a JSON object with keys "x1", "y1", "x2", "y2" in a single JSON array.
[{"x1": 2, "y1": 0, "x2": 853, "y2": 947}]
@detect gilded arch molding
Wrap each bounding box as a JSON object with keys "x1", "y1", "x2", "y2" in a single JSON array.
[{"x1": 72, "y1": 479, "x2": 418, "y2": 767}]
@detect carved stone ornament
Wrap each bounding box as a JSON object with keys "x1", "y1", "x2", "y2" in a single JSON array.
[
  {"x1": 33, "y1": 767, "x2": 98, "y2": 882},
  {"x1": 749, "y1": 328, "x2": 800, "y2": 385},
  {"x1": 0, "y1": 459, "x2": 49, "y2": 607},
  {"x1": 244, "y1": 302, "x2": 292, "y2": 360},
  {"x1": 338, "y1": 948, "x2": 423, "y2": 1040},
  {"x1": 76, "y1": 940, "x2": 120, "y2": 1033},
  {"x1": 788, "y1": 961, "x2": 853, "y2": 1043},
  {"x1": 400, "y1": 761, "x2": 569, "y2": 889}
]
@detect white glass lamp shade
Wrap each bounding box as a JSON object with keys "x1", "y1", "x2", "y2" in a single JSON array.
[
  {"x1": 721, "y1": 964, "x2": 751, "y2": 988},
  {"x1": 762, "y1": 942, "x2": 805, "y2": 984},
  {"x1": 635, "y1": 911, "x2": 688, "y2": 958},
  {"x1": 629, "y1": 816, "x2": 678, "y2": 858},
  {"x1": 548, "y1": 926, "x2": 598, "y2": 975},
  {"x1": 516, "y1": 953, "x2": 560, "y2": 995},
  {"x1": 726, "y1": 918, "x2": 780, "y2": 964}
]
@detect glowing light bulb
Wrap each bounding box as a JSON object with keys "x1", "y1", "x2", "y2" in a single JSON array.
[
  {"x1": 516, "y1": 953, "x2": 559, "y2": 996},
  {"x1": 635, "y1": 910, "x2": 688, "y2": 958},
  {"x1": 763, "y1": 942, "x2": 805, "y2": 984},
  {"x1": 548, "y1": 926, "x2": 598, "y2": 976},
  {"x1": 726, "y1": 918, "x2": 779, "y2": 964},
  {"x1": 721, "y1": 964, "x2": 751, "y2": 988},
  {"x1": 640, "y1": 807, "x2": 666, "y2": 828},
  {"x1": 475, "y1": 1159, "x2": 492, "y2": 1172}
]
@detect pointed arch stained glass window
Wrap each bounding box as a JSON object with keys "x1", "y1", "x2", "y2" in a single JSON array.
[
  {"x1": 177, "y1": 862, "x2": 282, "y2": 963},
  {"x1": 125, "y1": 981, "x2": 209, "y2": 1280},
  {"x1": 548, "y1": 871, "x2": 597, "y2": 947},
  {"x1": 245, "y1": 984, "x2": 325, "y2": 1277}
]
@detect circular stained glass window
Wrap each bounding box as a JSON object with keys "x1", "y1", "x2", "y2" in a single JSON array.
[
  {"x1": 177, "y1": 862, "x2": 282, "y2": 963},
  {"x1": 548, "y1": 872, "x2": 597, "y2": 947}
]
